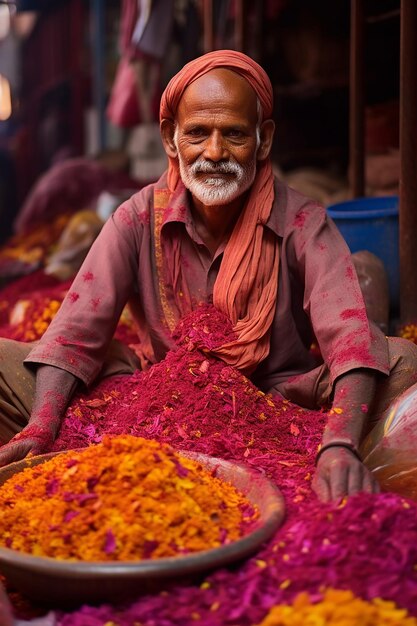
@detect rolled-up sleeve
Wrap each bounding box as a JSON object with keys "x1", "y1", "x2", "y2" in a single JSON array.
[
  {"x1": 25, "y1": 198, "x2": 145, "y2": 386},
  {"x1": 289, "y1": 202, "x2": 390, "y2": 385}
]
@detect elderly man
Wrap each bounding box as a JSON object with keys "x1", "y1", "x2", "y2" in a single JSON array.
[{"x1": 0, "y1": 50, "x2": 416, "y2": 502}]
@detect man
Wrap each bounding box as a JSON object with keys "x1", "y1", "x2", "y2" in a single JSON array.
[{"x1": 0, "y1": 50, "x2": 416, "y2": 502}]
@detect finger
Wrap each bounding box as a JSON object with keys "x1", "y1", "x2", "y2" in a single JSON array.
[
  {"x1": 312, "y1": 472, "x2": 331, "y2": 502},
  {"x1": 347, "y1": 462, "x2": 364, "y2": 496},
  {"x1": 0, "y1": 582, "x2": 13, "y2": 626},
  {"x1": 330, "y1": 463, "x2": 349, "y2": 502},
  {"x1": 0, "y1": 441, "x2": 32, "y2": 467},
  {"x1": 362, "y1": 468, "x2": 380, "y2": 494}
]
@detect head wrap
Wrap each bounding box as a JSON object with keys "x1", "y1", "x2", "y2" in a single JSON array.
[{"x1": 157, "y1": 50, "x2": 279, "y2": 374}]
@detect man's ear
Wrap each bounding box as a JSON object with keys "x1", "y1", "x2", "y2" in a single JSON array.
[
  {"x1": 160, "y1": 119, "x2": 178, "y2": 159},
  {"x1": 257, "y1": 119, "x2": 275, "y2": 162}
]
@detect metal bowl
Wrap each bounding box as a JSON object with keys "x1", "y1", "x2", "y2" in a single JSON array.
[{"x1": 0, "y1": 450, "x2": 285, "y2": 607}]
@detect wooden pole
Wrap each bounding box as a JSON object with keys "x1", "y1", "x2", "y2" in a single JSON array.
[
  {"x1": 349, "y1": 0, "x2": 365, "y2": 198},
  {"x1": 203, "y1": 0, "x2": 214, "y2": 53},
  {"x1": 90, "y1": 0, "x2": 106, "y2": 151},
  {"x1": 235, "y1": 0, "x2": 247, "y2": 53},
  {"x1": 399, "y1": 0, "x2": 417, "y2": 322}
]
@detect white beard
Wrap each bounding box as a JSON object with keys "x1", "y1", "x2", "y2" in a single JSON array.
[{"x1": 176, "y1": 152, "x2": 257, "y2": 206}]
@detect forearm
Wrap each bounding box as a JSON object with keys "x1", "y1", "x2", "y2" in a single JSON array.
[
  {"x1": 0, "y1": 365, "x2": 79, "y2": 466},
  {"x1": 313, "y1": 369, "x2": 379, "y2": 501},
  {"x1": 322, "y1": 368, "x2": 377, "y2": 448},
  {"x1": 28, "y1": 364, "x2": 79, "y2": 437}
]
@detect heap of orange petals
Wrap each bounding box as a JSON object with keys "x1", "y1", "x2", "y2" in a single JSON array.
[
  {"x1": 257, "y1": 588, "x2": 417, "y2": 626},
  {"x1": 0, "y1": 435, "x2": 258, "y2": 561}
]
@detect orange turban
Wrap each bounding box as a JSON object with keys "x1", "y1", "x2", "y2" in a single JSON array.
[
  {"x1": 160, "y1": 49, "x2": 273, "y2": 119},
  {"x1": 158, "y1": 50, "x2": 279, "y2": 374}
]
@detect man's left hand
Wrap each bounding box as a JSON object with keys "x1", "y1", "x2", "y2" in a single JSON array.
[{"x1": 312, "y1": 446, "x2": 379, "y2": 502}]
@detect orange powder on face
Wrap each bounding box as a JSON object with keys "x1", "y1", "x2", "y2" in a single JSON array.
[{"x1": 0, "y1": 435, "x2": 259, "y2": 561}]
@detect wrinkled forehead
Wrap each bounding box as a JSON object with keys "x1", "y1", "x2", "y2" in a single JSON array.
[{"x1": 176, "y1": 68, "x2": 259, "y2": 123}]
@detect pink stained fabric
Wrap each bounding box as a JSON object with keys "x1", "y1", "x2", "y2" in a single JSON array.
[
  {"x1": 25, "y1": 172, "x2": 390, "y2": 393},
  {"x1": 13, "y1": 158, "x2": 138, "y2": 235},
  {"x1": 159, "y1": 50, "x2": 279, "y2": 374}
]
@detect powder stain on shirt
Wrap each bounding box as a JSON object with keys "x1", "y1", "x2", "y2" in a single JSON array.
[
  {"x1": 68, "y1": 292, "x2": 80, "y2": 303},
  {"x1": 117, "y1": 205, "x2": 135, "y2": 227},
  {"x1": 90, "y1": 298, "x2": 101, "y2": 312},
  {"x1": 345, "y1": 265, "x2": 355, "y2": 281},
  {"x1": 293, "y1": 211, "x2": 307, "y2": 228},
  {"x1": 177, "y1": 205, "x2": 187, "y2": 219},
  {"x1": 340, "y1": 308, "x2": 367, "y2": 322},
  {"x1": 332, "y1": 343, "x2": 376, "y2": 369},
  {"x1": 136, "y1": 205, "x2": 150, "y2": 225}
]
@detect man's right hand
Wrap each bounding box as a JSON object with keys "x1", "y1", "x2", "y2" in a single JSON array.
[
  {"x1": 0, "y1": 581, "x2": 14, "y2": 626},
  {"x1": 0, "y1": 365, "x2": 79, "y2": 467},
  {"x1": 0, "y1": 422, "x2": 56, "y2": 467}
]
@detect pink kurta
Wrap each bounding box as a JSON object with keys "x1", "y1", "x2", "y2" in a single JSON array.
[{"x1": 26, "y1": 173, "x2": 389, "y2": 399}]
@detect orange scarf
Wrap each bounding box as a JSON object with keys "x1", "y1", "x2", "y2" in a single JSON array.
[{"x1": 159, "y1": 50, "x2": 279, "y2": 374}]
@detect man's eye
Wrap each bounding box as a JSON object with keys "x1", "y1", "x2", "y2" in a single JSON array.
[
  {"x1": 187, "y1": 129, "x2": 204, "y2": 137},
  {"x1": 227, "y1": 130, "x2": 244, "y2": 138}
]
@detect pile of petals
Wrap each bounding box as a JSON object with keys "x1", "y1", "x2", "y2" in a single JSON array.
[
  {"x1": 0, "y1": 435, "x2": 258, "y2": 561},
  {"x1": 0, "y1": 270, "x2": 63, "y2": 325},
  {"x1": 30, "y1": 306, "x2": 417, "y2": 626},
  {"x1": 0, "y1": 214, "x2": 71, "y2": 281},
  {"x1": 0, "y1": 271, "x2": 139, "y2": 345},
  {"x1": 2, "y1": 303, "x2": 417, "y2": 624},
  {"x1": 5, "y1": 294, "x2": 64, "y2": 342},
  {"x1": 398, "y1": 322, "x2": 417, "y2": 345},
  {"x1": 257, "y1": 588, "x2": 417, "y2": 625}
]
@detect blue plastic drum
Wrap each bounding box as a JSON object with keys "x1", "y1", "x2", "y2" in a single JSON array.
[{"x1": 327, "y1": 196, "x2": 399, "y2": 310}]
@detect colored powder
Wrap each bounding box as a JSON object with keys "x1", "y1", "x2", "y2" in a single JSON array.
[
  {"x1": 0, "y1": 435, "x2": 258, "y2": 561},
  {"x1": 6, "y1": 296, "x2": 63, "y2": 342},
  {"x1": 293, "y1": 210, "x2": 307, "y2": 228},
  {"x1": 37, "y1": 307, "x2": 416, "y2": 626},
  {"x1": 329, "y1": 330, "x2": 377, "y2": 369},
  {"x1": 340, "y1": 308, "x2": 368, "y2": 322},
  {"x1": 257, "y1": 589, "x2": 417, "y2": 626},
  {"x1": 2, "y1": 291, "x2": 417, "y2": 623},
  {"x1": 0, "y1": 270, "x2": 63, "y2": 325},
  {"x1": 0, "y1": 275, "x2": 139, "y2": 346},
  {"x1": 0, "y1": 214, "x2": 71, "y2": 273}
]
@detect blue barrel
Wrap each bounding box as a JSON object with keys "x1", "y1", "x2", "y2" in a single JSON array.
[{"x1": 327, "y1": 196, "x2": 399, "y2": 309}]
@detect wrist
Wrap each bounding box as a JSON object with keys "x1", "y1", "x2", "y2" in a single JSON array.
[
  {"x1": 26, "y1": 416, "x2": 61, "y2": 441},
  {"x1": 29, "y1": 412, "x2": 60, "y2": 428},
  {"x1": 322, "y1": 412, "x2": 365, "y2": 450},
  {"x1": 315, "y1": 440, "x2": 362, "y2": 466}
]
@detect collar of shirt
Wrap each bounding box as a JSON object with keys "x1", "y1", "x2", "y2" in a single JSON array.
[
  {"x1": 158, "y1": 172, "x2": 285, "y2": 247},
  {"x1": 159, "y1": 180, "x2": 228, "y2": 260}
]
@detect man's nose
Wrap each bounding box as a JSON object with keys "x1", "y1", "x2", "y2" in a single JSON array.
[{"x1": 203, "y1": 130, "x2": 228, "y2": 162}]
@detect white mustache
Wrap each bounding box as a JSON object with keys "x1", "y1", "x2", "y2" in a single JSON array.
[{"x1": 190, "y1": 160, "x2": 242, "y2": 176}]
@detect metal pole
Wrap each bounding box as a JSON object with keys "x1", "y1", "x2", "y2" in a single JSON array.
[
  {"x1": 349, "y1": 0, "x2": 365, "y2": 198},
  {"x1": 399, "y1": 0, "x2": 417, "y2": 322}
]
